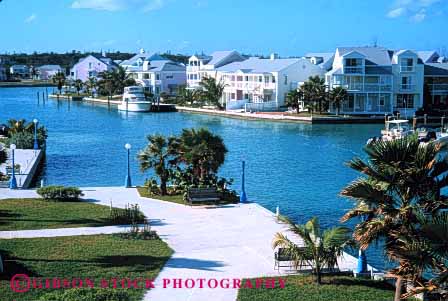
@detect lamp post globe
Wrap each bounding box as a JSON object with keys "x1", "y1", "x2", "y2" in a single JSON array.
[
  {"x1": 33, "y1": 118, "x2": 39, "y2": 150},
  {"x1": 9, "y1": 144, "x2": 17, "y2": 189},
  {"x1": 124, "y1": 143, "x2": 132, "y2": 188}
]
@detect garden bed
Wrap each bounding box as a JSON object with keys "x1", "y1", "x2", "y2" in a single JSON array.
[
  {"x1": 0, "y1": 198, "x2": 130, "y2": 231},
  {"x1": 0, "y1": 234, "x2": 172, "y2": 301}
]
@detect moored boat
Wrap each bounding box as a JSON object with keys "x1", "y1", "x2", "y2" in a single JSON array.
[{"x1": 118, "y1": 86, "x2": 151, "y2": 112}]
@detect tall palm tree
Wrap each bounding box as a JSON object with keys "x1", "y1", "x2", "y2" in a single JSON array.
[
  {"x1": 138, "y1": 134, "x2": 179, "y2": 196},
  {"x1": 176, "y1": 86, "x2": 199, "y2": 106},
  {"x1": 74, "y1": 79, "x2": 83, "y2": 95},
  {"x1": 52, "y1": 72, "x2": 66, "y2": 94},
  {"x1": 340, "y1": 136, "x2": 448, "y2": 300},
  {"x1": 285, "y1": 89, "x2": 303, "y2": 113},
  {"x1": 111, "y1": 66, "x2": 136, "y2": 94},
  {"x1": 199, "y1": 76, "x2": 226, "y2": 110},
  {"x1": 329, "y1": 86, "x2": 348, "y2": 115},
  {"x1": 178, "y1": 128, "x2": 227, "y2": 183},
  {"x1": 273, "y1": 216, "x2": 351, "y2": 284}
]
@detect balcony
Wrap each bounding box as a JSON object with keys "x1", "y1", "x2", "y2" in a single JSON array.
[
  {"x1": 343, "y1": 66, "x2": 363, "y2": 74},
  {"x1": 429, "y1": 84, "x2": 448, "y2": 92},
  {"x1": 400, "y1": 66, "x2": 414, "y2": 72},
  {"x1": 400, "y1": 84, "x2": 415, "y2": 91},
  {"x1": 364, "y1": 84, "x2": 392, "y2": 92}
]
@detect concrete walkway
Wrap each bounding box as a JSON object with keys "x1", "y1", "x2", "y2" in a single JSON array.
[
  {"x1": 0, "y1": 187, "x2": 367, "y2": 301},
  {"x1": 0, "y1": 225, "x2": 137, "y2": 239}
]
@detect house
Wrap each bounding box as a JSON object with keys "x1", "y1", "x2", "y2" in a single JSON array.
[
  {"x1": 423, "y1": 61, "x2": 448, "y2": 112},
  {"x1": 325, "y1": 46, "x2": 425, "y2": 116},
  {"x1": 186, "y1": 50, "x2": 246, "y2": 88},
  {"x1": 36, "y1": 65, "x2": 63, "y2": 80},
  {"x1": 216, "y1": 54, "x2": 325, "y2": 111},
  {"x1": 120, "y1": 48, "x2": 166, "y2": 70},
  {"x1": 70, "y1": 54, "x2": 117, "y2": 82},
  {"x1": 303, "y1": 52, "x2": 335, "y2": 71},
  {"x1": 0, "y1": 57, "x2": 7, "y2": 81},
  {"x1": 10, "y1": 64, "x2": 30, "y2": 79},
  {"x1": 124, "y1": 55, "x2": 186, "y2": 96}
]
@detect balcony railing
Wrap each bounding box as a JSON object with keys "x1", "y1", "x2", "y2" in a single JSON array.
[
  {"x1": 226, "y1": 82, "x2": 276, "y2": 90},
  {"x1": 429, "y1": 84, "x2": 448, "y2": 92},
  {"x1": 332, "y1": 83, "x2": 392, "y2": 92},
  {"x1": 343, "y1": 67, "x2": 363, "y2": 74},
  {"x1": 400, "y1": 66, "x2": 414, "y2": 72},
  {"x1": 400, "y1": 84, "x2": 415, "y2": 91}
]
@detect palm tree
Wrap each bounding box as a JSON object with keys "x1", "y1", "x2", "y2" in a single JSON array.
[
  {"x1": 329, "y1": 86, "x2": 348, "y2": 115},
  {"x1": 285, "y1": 89, "x2": 303, "y2": 113},
  {"x1": 273, "y1": 216, "x2": 351, "y2": 284},
  {"x1": 85, "y1": 77, "x2": 97, "y2": 96},
  {"x1": 340, "y1": 136, "x2": 448, "y2": 300},
  {"x1": 178, "y1": 128, "x2": 227, "y2": 183},
  {"x1": 52, "y1": 72, "x2": 66, "y2": 94},
  {"x1": 111, "y1": 66, "x2": 136, "y2": 94},
  {"x1": 176, "y1": 86, "x2": 199, "y2": 106},
  {"x1": 138, "y1": 134, "x2": 179, "y2": 196},
  {"x1": 98, "y1": 70, "x2": 115, "y2": 99},
  {"x1": 74, "y1": 79, "x2": 83, "y2": 95},
  {"x1": 199, "y1": 76, "x2": 226, "y2": 110}
]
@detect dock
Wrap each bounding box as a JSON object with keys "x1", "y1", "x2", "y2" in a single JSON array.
[{"x1": 0, "y1": 149, "x2": 44, "y2": 189}]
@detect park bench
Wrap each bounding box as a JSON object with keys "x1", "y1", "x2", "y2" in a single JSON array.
[
  {"x1": 274, "y1": 247, "x2": 314, "y2": 272},
  {"x1": 186, "y1": 187, "x2": 221, "y2": 205}
]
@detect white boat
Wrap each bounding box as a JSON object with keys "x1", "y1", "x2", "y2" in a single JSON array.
[
  {"x1": 118, "y1": 86, "x2": 151, "y2": 112},
  {"x1": 367, "y1": 118, "x2": 448, "y2": 144}
]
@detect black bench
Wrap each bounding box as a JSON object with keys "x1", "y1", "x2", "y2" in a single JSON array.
[
  {"x1": 274, "y1": 247, "x2": 314, "y2": 271},
  {"x1": 186, "y1": 187, "x2": 221, "y2": 205}
]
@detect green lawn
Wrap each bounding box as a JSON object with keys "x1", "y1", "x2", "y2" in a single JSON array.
[
  {"x1": 237, "y1": 275, "x2": 414, "y2": 301},
  {"x1": 137, "y1": 186, "x2": 239, "y2": 206},
  {"x1": 0, "y1": 234, "x2": 172, "y2": 301},
  {"x1": 0, "y1": 198, "x2": 128, "y2": 231}
]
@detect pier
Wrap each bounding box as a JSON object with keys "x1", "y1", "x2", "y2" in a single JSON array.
[{"x1": 0, "y1": 149, "x2": 44, "y2": 189}]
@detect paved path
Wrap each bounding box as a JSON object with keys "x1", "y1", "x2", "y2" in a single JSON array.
[
  {"x1": 0, "y1": 225, "x2": 136, "y2": 239},
  {"x1": 0, "y1": 187, "x2": 368, "y2": 301}
]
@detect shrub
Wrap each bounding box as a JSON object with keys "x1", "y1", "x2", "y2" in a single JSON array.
[
  {"x1": 37, "y1": 186, "x2": 84, "y2": 201},
  {"x1": 109, "y1": 203, "x2": 145, "y2": 225},
  {"x1": 39, "y1": 288, "x2": 130, "y2": 301},
  {"x1": 115, "y1": 221, "x2": 158, "y2": 240},
  {"x1": 6, "y1": 131, "x2": 46, "y2": 149}
]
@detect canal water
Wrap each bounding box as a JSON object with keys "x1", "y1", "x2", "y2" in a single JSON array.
[{"x1": 0, "y1": 87, "x2": 385, "y2": 267}]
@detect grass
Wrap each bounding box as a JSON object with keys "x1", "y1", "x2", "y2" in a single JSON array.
[
  {"x1": 0, "y1": 234, "x2": 172, "y2": 301},
  {"x1": 237, "y1": 275, "x2": 418, "y2": 301},
  {"x1": 0, "y1": 198, "x2": 129, "y2": 231},
  {"x1": 137, "y1": 186, "x2": 239, "y2": 206}
]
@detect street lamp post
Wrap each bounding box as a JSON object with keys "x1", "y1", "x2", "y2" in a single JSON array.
[
  {"x1": 356, "y1": 215, "x2": 368, "y2": 275},
  {"x1": 33, "y1": 118, "x2": 39, "y2": 150},
  {"x1": 9, "y1": 144, "x2": 17, "y2": 189},
  {"x1": 124, "y1": 143, "x2": 132, "y2": 188},
  {"x1": 240, "y1": 160, "x2": 247, "y2": 203}
]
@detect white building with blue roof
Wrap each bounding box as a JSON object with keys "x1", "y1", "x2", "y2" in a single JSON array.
[{"x1": 216, "y1": 54, "x2": 325, "y2": 111}]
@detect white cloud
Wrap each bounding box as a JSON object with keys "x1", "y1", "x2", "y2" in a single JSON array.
[
  {"x1": 387, "y1": 7, "x2": 405, "y2": 18},
  {"x1": 411, "y1": 9, "x2": 427, "y2": 21},
  {"x1": 386, "y1": 0, "x2": 443, "y2": 21},
  {"x1": 71, "y1": 0, "x2": 166, "y2": 12},
  {"x1": 24, "y1": 13, "x2": 37, "y2": 23}
]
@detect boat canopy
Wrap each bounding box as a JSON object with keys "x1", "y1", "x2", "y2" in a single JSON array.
[{"x1": 387, "y1": 119, "x2": 409, "y2": 124}]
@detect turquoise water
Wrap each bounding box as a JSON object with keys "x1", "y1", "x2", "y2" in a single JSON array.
[{"x1": 0, "y1": 87, "x2": 384, "y2": 267}]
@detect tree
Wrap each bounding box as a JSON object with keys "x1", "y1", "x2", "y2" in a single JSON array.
[
  {"x1": 85, "y1": 77, "x2": 97, "y2": 96},
  {"x1": 199, "y1": 76, "x2": 226, "y2": 110},
  {"x1": 340, "y1": 136, "x2": 448, "y2": 300},
  {"x1": 300, "y1": 76, "x2": 327, "y2": 113},
  {"x1": 111, "y1": 66, "x2": 135, "y2": 94},
  {"x1": 176, "y1": 85, "x2": 199, "y2": 106},
  {"x1": 138, "y1": 134, "x2": 179, "y2": 196},
  {"x1": 273, "y1": 216, "x2": 351, "y2": 284},
  {"x1": 52, "y1": 72, "x2": 66, "y2": 94},
  {"x1": 178, "y1": 128, "x2": 227, "y2": 183},
  {"x1": 6, "y1": 119, "x2": 48, "y2": 149},
  {"x1": 285, "y1": 89, "x2": 303, "y2": 113},
  {"x1": 329, "y1": 86, "x2": 348, "y2": 115},
  {"x1": 74, "y1": 79, "x2": 83, "y2": 95}
]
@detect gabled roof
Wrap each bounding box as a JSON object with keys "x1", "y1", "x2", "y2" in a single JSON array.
[
  {"x1": 336, "y1": 47, "x2": 392, "y2": 65},
  {"x1": 417, "y1": 51, "x2": 439, "y2": 63},
  {"x1": 217, "y1": 57, "x2": 301, "y2": 73},
  {"x1": 37, "y1": 65, "x2": 62, "y2": 70},
  {"x1": 10, "y1": 64, "x2": 28, "y2": 68},
  {"x1": 73, "y1": 55, "x2": 116, "y2": 68},
  {"x1": 207, "y1": 50, "x2": 240, "y2": 66},
  {"x1": 147, "y1": 60, "x2": 185, "y2": 72},
  {"x1": 424, "y1": 63, "x2": 448, "y2": 76}
]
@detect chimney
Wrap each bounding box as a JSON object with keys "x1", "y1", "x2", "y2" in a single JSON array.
[
  {"x1": 140, "y1": 48, "x2": 145, "y2": 54},
  {"x1": 270, "y1": 53, "x2": 279, "y2": 60},
  {"x1": 102, "y1": 50, "x2": 107, "y2": 58}
]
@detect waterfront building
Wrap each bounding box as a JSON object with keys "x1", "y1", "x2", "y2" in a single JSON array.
[
  {"x1": 0, "y1": 64, "x2": 6, "y2": 81},
  {"x1": 9, "y1": 64, "x2": 30, "y2": 79},
  {"x1": 422, "y1": 60, "x2": 448, "y2": 112},
  {"x1": 323, "y1": 47, "x2": 425, "y2": 116},
  {"x1": 217, "y1": 54, "x2": 325, "y2": 111},
  {"x1": 70, "y1": 53, "x2": 117, "y2": 82},
  {"x1": 36, "y1": 65, "x2": 63, "y2": 80},
  {"x1": 186, "y1": 50, "x2": 246, "y2": 89},
  {"x1": 123, "y1": 52, "x2": 186, "y2": 96}
]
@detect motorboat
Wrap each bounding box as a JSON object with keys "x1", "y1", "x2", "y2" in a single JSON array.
[
  {"x1": 118, "y1": 86, "x2": 151, "y2": 112},
  {"x1": 367, "y1": 118, "x2": 448, "y2": 145}
]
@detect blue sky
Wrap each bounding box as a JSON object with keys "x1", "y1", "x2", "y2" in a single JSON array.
[{"x1": 0, "y1": 0, "x2": 447, "y2": 56}]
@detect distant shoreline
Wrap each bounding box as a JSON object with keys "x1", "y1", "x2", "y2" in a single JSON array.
[{"x1": 0, "y1": 81, "x2": 56, "y2": 88}]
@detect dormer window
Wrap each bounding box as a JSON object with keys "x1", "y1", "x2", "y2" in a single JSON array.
[
  {"x1": 400, "y1": 58, "x2": 414, "y2": 72},
  {"x1": 344, "y1": 58, "x2": 363, "y2": 73}
]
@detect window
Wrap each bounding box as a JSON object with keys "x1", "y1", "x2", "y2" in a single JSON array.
[
  {"x1": 143, "y1": 73, "x2": 150, "y2": 79},
  {"x1": 244, "y1": 93, "x2": 249, "y2": 99},
  {"x1": 166, "y1": 75, "x2": 173, "y2": 79},
  {"x1": 156, "y1": 74, "x2": 160, "y2": 80},
  {"x1": 244, "y1": 76, "x2": 249, "y2": 82},
  {"x1": 401, "y1": 76, "x2": 412, "y2": 90},
  {"x1": 155, "y1": 87, "x2": 160, "y2": 94},
  {"x1": 88, "y1": 62, "x2": 92, "y2": 69},
  {"x1": 379, "y1": 95, "x2": 385, "y2": 106},
  {"x1": 400, "y1": 58, "x2": 414, "y2": 72},
  {"x1": 259, "y1": 76, "x2": 263, "y2": 82},
  {"x1": 284, "y1": 75, "x2": 288, "y2": 85},
  {"x1": 396, "y1": 94, "x2": 414, "y2": 108},
  {"x1": 272, "y1": 76, "x2": 276, "y2": 83}
]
